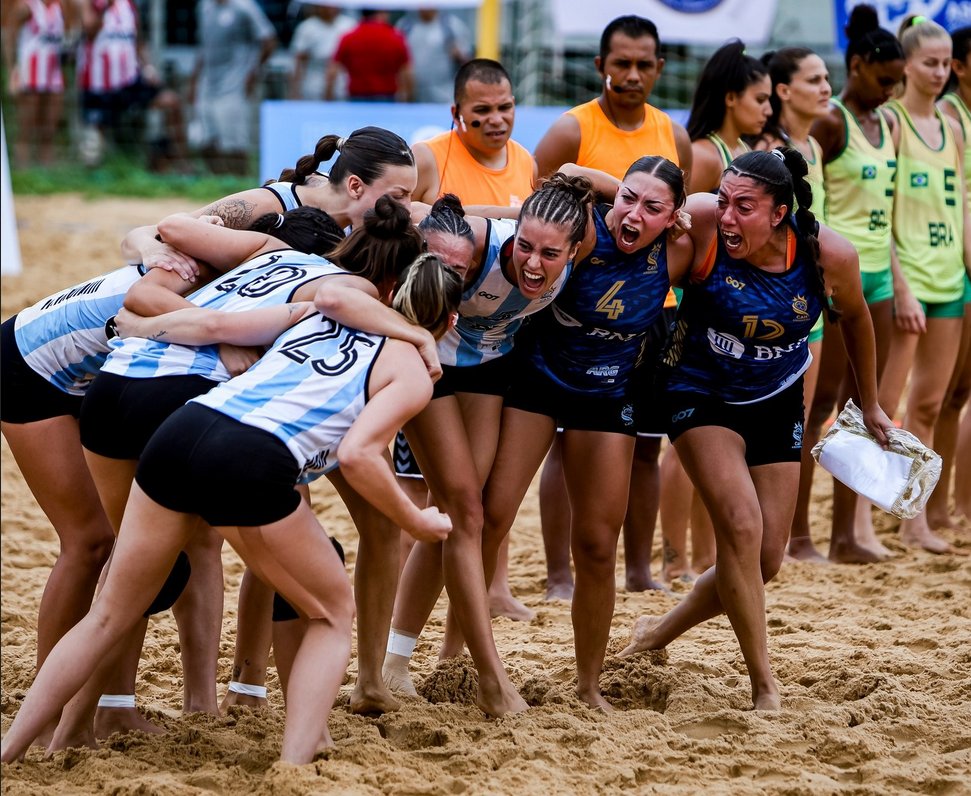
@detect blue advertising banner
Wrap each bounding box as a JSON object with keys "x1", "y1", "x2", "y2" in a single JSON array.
[
  {"x1": 259, "y1": 101, "x2": 690, "y2": 184},
  {"x1": 834, "y1": 1, "x2": 971, "y2": 49}
]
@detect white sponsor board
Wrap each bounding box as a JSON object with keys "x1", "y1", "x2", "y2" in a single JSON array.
[
  {"x1": 550, "y1": 0, "x2": 780, "y2": 45},
  {"x1": 1, "y1": 116, "x2": 23, "y2": 277}
]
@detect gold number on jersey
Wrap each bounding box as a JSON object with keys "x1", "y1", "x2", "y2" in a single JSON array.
[{"x1": 595, "y1": 281, "x2": 626, "y2": 320}]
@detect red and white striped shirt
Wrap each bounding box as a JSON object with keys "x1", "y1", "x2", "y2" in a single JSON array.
[
  {"x1": 78, "y1": 0, "x2": 138, "y2": 92},
  {"x1": 16, "y1": 0, "x2": 64, "y2": 92}
]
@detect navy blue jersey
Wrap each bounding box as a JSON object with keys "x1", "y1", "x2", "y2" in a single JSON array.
[
  {"x1": 662, "y1": 227, "x2": 823, "y2": 404},
  {"x1": 526, "y1": 203, "x2": 671, "y2": 396}
]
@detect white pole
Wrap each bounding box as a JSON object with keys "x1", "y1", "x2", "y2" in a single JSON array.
[{"x1": 1, "y1": 115, "x2": 23, "y2": 277}]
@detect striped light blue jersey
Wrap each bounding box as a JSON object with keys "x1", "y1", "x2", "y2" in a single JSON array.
[
  {"x1": 262, "y1": 181, "x2": 301, "y2": 212},
  {"x1": 191, "y1": 313, "x2": 384, "y2": 484},
  {"x1": 14, "y1": 264, "x2": 146, "y2": 396},
  {"x1": 101, "y1": 250, "x2": 342, "y2": 382},
  {"x1": 438, "y1": 218, "x2": 572, "y2": 367}
]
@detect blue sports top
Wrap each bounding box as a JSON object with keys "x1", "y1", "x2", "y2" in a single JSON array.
[
  {"x1": 102, "y1": 250, "x2": 342, "y2": 382},
  {"x1": 661, "y1": 227, "x2": 823, "y2": 404},
  {"x1": 192, "y1": 313, "x2": 385, "y2": 484},
  {"x1": 14, "y1": 264, "x2": 147, "y2": 396},
  {"x1": 437, "y1": 218, "x2": 573, "y2": 367},
  {"x1": 525, "y1": 204, "x2": 671, "y2": 396}
]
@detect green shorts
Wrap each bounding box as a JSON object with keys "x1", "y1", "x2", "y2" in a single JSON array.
[
  {"x1": 964, "y1": 272, "x2": 971, "y2": 304},
  {"x1": 860, "y1": 268, "x2": 894, "y2": 304},
  {"x1": 917, "y1": 296, "x2": 966, "y2": 319},
  {"x1": 808, "y1": 313, "x2": 824, "y2": 344}
]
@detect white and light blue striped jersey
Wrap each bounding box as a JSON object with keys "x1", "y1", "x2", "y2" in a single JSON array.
[
  {"x1": 191, "y1": 313, "x2": 384, "y2": 484},
  {"x1": 262, "y1": 181, "x2": 302, "y2": 212},
  {"x1": 438, "y1": 218, "x2": 573, "y2": 367},
  {"x1": 101, "y1": 250, "x2": 342, "y2": 382},
  {"x1": 14, "y1": 264, "x2": 146, "y2": 396}
]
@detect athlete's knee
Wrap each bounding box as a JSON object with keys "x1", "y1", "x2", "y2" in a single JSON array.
[
  {"x1": 144, "y1": 551, "x2": 191, "y2": 617},
  {"x1": 945, "y1": 381, "x2": 971, "y2": 413},
  {"x1": 60, "y1": 524, "x2": 115, "y2": 570},
  {"x1": 909, "y1": 392, "x2": 946, "y2": 430},
  {"x1": 760, "y1": 544, "x2": 786, "y2": 583},
  {"x1": 446, "y1": 490, "x2": 484, "y2": 535},
  {"x1": 713, "y1": 508, "x2": 763, "y2": 556},
  {"x1": 572, "y1": 532, "x2": 619, "y2": 575}
]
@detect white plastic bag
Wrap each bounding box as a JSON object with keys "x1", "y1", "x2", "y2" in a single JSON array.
[{"x1": 811, "y1": 399, "x2": 941, "y2": 519}]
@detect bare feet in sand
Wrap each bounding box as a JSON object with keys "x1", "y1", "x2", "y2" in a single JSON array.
[
  {"x1": 94, "y1": 706, "x2": 164, "y2": 740},
  {"x1": 475, "y1": 679, "x2": 528, "y2": 717},
  {"x1": 545, "y1": 580, "x2": 574, "y2": 601},
  {"x1": 899, "y1": 516, "x2": 966, "y2": 555},
  {"x1": 349, "y1": 683, "x2": 400, "y2": 716},
  {"x1": 661, "y1": 566, "x2": 697, "y2": 584},
  {"x1": 828, "y1": 539, "x2": 887, "y2": 564},
  {"x1": 382, "y1": 653, "x2": 419, "y2": 698},
  {"x1": 220, "y1": 690, "x2": 267, "y2": 713},
  {"x1": 618, "y1": 615, "x2": 664, "y2": 658},
  {"x1": 786, "y1": 535, "x2": 829, "y2": 564},
  {"x1": 577, "y1": 687, "x2": 613, "y2": 712},
  {"x1": 488, "y1": 591, "x2": 535, "y2": 622},
  {"x1": 624, "y1": 572, "x2": 669, "y2": 593},
  {"x1": 752, "y1": 688, "x2": 782, "y2": 711}
]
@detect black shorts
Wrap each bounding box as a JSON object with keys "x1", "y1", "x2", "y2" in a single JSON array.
[
  {"x1": 80, "y1": 371, "x2": 219, "y2": 459},
  {"x1": 82, "y1": 77, "x2": 161, "y2": 128},
  {"x1": 663, "y1": 379, "x2": 805, "y2": 467},
  {"x1": 137, "y1": 403, "x2": 302, "y2": 527},
  {"x1": 393, "y1": 430, "x2": 423, "y2": 478},
  {"x1": 633, "y1": 307, "x2": 678, "y2": 437},
  {"x1": 1, "y1": 316, "x2": 84, "y2": 424},
  {"x1": 505, "y1": 359, "x2": 637, "y2": 436},
  {"x1": 433, "y1": 354, "x2": 515, "y2": 400}
]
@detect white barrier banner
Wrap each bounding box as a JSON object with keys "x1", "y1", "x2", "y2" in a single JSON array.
[
  {"x1": 550, "y1": 0, "x2": 780, "y2": 45},
  {"x1": 1, "y1": 115, "x2": 23, "y2": 277}
]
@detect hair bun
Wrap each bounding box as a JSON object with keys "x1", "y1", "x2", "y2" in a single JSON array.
[
  {"x1": 364, "y1": 195, "x2": 411, "y2": 240},
  {"x1": 431, "y1": 193, "x2": 466, "y2": 218},
  {"x1": 846, "y1": 3, "x2": 880, "y2": 41}
]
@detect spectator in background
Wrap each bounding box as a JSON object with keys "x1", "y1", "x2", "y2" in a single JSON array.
[
  {"x1": 77, "y1": 0, "x2": 186, "y2": 170},
  {"x1": 288, "y1": 3, "x2": 354, "y2": 100},
  {"x1": 397, "y1": 7, "x2": 471, "y2": 104},
  {"x1": 326, "y1": 9, "x2": 412, "y2": 102},
  {"x1": 189, "y1": 0, "x2": 276, "y2": 174},
  {"x1": 3, "y1": 0, "x2": 68, "y2": 164}
]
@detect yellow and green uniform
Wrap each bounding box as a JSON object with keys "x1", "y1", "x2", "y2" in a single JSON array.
[
  {"x1": 886, "y1": 99, "x2": 965, "y2": 306},
  {"x1": 707, "y1": 133, "x2": 749, "y2": 172},
  {"x1": 823, "y1": 98, "x2": 896, "y2": 282},
  {"x1": 803, "y1": 136, "x2": 826, "y2": 222},
  {"x1": 939, "y1": 91, "x2": 971, "y2": 304}
]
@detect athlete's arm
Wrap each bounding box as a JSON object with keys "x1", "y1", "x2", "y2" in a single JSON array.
[
  {"x1": 945, "y1": 116, "x2": 971, "y2": 278},
  {"x1": 338, "y1": 341, "x2": 451, "y2": 542},
  {"x1": 411, "y1": 142, "x2": 441, "y2": 205},
  {"x1": 809, "y1": 106, "x2": 845, "y2": 164},
  {"x1": 533, "y1": 114, "x2": 581, "y2": 179},
  {"x1": 301, "y1": 273, "x2": 442, "y2": 380},
  {"x1": 558, "y1": 163, "x2": 620, "y2": 199},
  {"x1": 672, "y1": 122, "x2": 693, "y2": 189},
  {"x1": 818, "y1": 225, "x2": 893, "y2": 445},
  {"x1": 687, "y1": 139, "x2": 725, "y2": 194},
  {"x1": 122, "y1": 262, "x2": 219, "y2": 315},
  {"x1": 155, "y1": 213, "x2": 278, "y2": 272},
  {"x1": 113, "y1": 302, "x2": 315, "y2": 347},
  {"x1": 121, "y1": 188, "x2": 285, "y2": 278}
]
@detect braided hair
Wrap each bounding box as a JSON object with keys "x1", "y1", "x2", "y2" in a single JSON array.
[
  {"x1": 725, "y1": 148, "x2": 838, "y2": 321},
  {"x1": 519, "y1": 172, "x2": 596, "y2": 246},
  {"x1": 418, "y1": 194, "x2": 474, "y2": 245},
  {"x1": 275, "y1": 126, "x2": 414, "y2": 188},
  {"x1": 248, "y1": 206, "x2": 345, "y2": 256}
]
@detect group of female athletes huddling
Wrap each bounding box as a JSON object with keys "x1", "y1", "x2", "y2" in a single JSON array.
[{"x1": 2, "y1": 6, "x2": 969, "y2": 767}]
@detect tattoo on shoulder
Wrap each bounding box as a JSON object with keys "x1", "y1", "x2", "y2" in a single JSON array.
[{"x1": 201, "y1": 199, "x2": 258, "y2": 230}]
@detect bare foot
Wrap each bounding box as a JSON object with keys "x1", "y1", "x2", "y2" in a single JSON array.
[
  {"x1": 618, "y1": 615, "x2": 664, "y2": 658},
  {"x1": 577, "y1": 688, "x2": 613, "y2": 712},
  {"x1": 753, "y1": 689, "x2": 782, "y2": 711},
  {"x1": 94, "y1": 707, "x2": 164, "y2": 740},
  {"x1": 488, "y1": 591, "x2": 535, "y2": 622},
  {"x1": 46, "y1": 728, "x2": 99, "y2": 754},
  {"x1": 661, "y1": 567, "x2": 697, "y2": 584},
  {"x1": 382, "y1": 653, "x2": 418, "y2": 698},
  {"x1": 899, "y1": 519, "x2": 964, "y2": 555},
  {"x1": 624, "y1": 572, "x2": 669, "y2": 593},
  {"x1": 546, "y1": 580, "x2": 574, "y2": 601},
  {"x1": 220, "y1": 690, "x2": 267, "y2": 713},
  {"x1": 828, "y1": 540, "x2": 886, "y2": 564},
  {"x1": 786, "y1": 535, "x2": 829, "y2": 564},
  {"x1": 349, "y1": 683, "x2": 400, "y2": 715},
  {"x1": 475, "y1": 679, "x2": 528, "y2": 717},
  {"x1": 926, "y1": 511, "x2": 956, "y2": 531}
]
